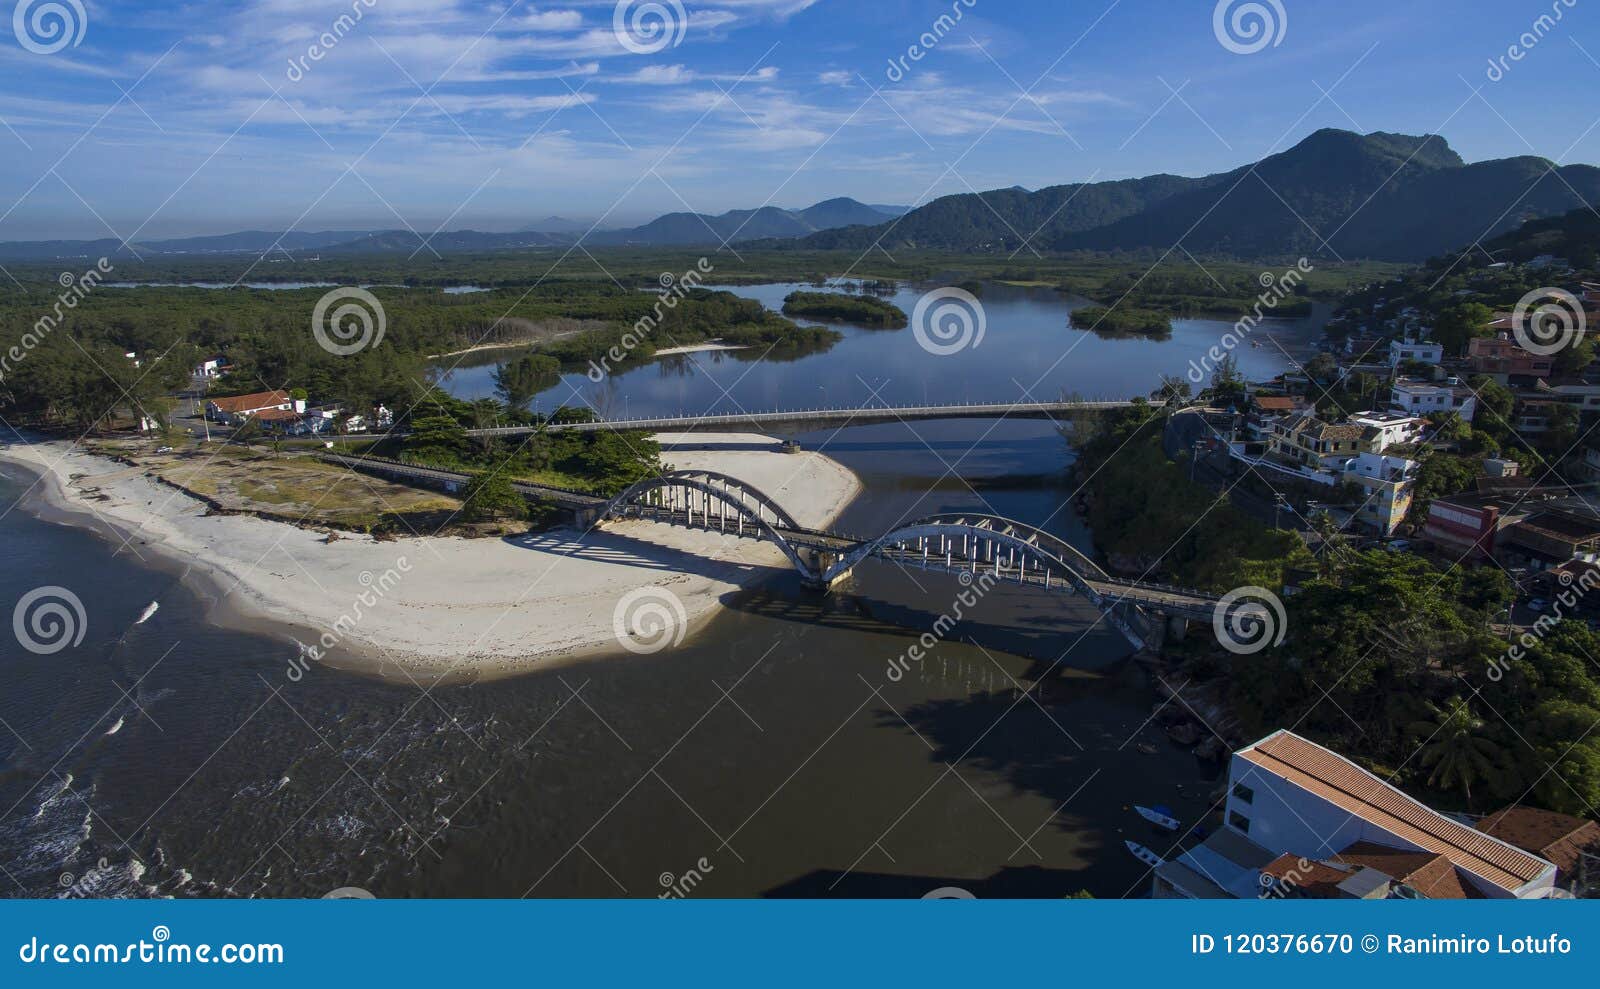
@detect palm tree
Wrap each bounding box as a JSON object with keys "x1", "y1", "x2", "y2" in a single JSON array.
[{"x1": 1406, "y1": 698, "x2": 1509, "y2": 806}]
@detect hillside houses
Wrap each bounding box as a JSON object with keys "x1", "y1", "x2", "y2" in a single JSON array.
[
  {"x1": 1228, "y1": 404, "x2": 1424, "y2": 537},
  {"x1": 1468, "y1": 335, "x2": 1555, "y2": 381}
]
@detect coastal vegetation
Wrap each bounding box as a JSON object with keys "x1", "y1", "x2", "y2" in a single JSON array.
[
  {"x1": 1067, "y1": 401, "x2": 1310, "y2": 591},
  {"x1": 0, "y1": 278, "x2": 833, "y2": 438},
  {"x1": 780, "y1": 291, "x2": 908, "y2": 328},
  {"x1": 393, "y1": 394, "x2": 661, "y2": 498},
  {"x1": 1068, "y1": 401, "x2": 1600, "y2": 815},
  {"x1": 1231, "y1": 549, "x2": 1600, "y2": 816},
  {"x1": 1068, "y1": 306, "x2": 1172, "y2": 339}
]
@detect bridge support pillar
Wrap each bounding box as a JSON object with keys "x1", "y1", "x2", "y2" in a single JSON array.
[
  {"x1": 801, "y1": 549, "x2": 850, "y2": 590},
  {"x1": 1165, "y1": 614, "x2": 1189, "y2": 644}
]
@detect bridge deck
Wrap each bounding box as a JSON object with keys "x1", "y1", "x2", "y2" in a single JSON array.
[{"x1": 466, "y1": 400, "x2": 1138, "y2": 437}]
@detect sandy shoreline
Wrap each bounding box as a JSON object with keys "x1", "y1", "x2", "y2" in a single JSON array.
[
  {"x1": 428, "y1": 339, "x2": 748, "y2": 361},
  {"x1": 0, "y1": 433, "x2": 860, "y2": 683}
]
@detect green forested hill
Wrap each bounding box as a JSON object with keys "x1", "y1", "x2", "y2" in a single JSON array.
[{"x1": 791, "y1": 130, "x2": 1600, "y2": 262}]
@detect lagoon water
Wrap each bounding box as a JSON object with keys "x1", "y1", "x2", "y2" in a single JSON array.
[
  {"x1": 0, "y1": 281, "x2": 1318, "y2": 899},
  {"x1": 434, "y1": 281, "x2": 1325, "y2": 416}
]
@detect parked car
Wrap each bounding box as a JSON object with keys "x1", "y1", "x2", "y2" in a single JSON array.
[{"x1": 1528, "y1": 598, "x2": 1550, "y2": 613}]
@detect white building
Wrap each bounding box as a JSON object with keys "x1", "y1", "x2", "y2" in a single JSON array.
[
  {"x1": 1349, "y1": 410, "x2": 1428, "y2": 452},
  {"x1": 1389, "y1": 340, "x2": 1443, "y2": 367},
  {"x1": 1391, "y1": 378, "x2": 1477, "y2": 423},
  {"x1": 1340, "y1": 452, "x2": 1417, "y2": 537},
  {"x1": 1209, "y1": 731, "x2": 1554, "y2": 898}
]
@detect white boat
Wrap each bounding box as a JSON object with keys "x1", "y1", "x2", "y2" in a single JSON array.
[
  {"x1": 135, "y1": 601, "x2": 160, "y2": 625},
  {"x1": 1135, "y1": 805, "x2": 1181, "y2": 831},
  {"x1": 1125, "y1": 841, "x2": 1164, "y2": 868}
]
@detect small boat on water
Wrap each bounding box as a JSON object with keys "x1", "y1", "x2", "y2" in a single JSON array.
[
  {"x1": 1136, "y1": 805, "x2": 1181, "y2": 831},
  {"x1": 1125, "y1": 841, "x2": 1164, "y2": 868},
  {"x1": 135, "y1": 601, "x2": 160, "y2": 625}
]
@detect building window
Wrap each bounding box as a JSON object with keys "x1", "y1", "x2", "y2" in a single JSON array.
[
  {"x1": 1232, "y1": 783, "x2": 1254, "y2": 804},
  {"x1": 1229, "y1": 811, "x2": 1251, "y2": 833}
]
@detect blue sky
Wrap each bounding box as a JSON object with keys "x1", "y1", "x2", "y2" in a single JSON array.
[{"x1": 1, "y1": 0, "x2": 1598, "y2": 239}]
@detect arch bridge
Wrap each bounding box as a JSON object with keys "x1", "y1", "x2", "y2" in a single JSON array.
[{"x1": 603, "y1": 471, "x2": 1243, "y2": 651}]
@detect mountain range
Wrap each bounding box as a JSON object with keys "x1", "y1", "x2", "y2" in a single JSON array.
[
  {"x1": 792, "y1": 130, "x2": 1600, "y2": 261},
  {"x1": 4, "y1": 131, "x2": 1596, "y2": 263},
  {"x1": 0, "y1": 199, "x2": 908, "y2": 262}
]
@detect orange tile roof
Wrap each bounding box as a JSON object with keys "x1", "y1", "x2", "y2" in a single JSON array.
[
  {"x1": 209, "y1": 390, "x2": 290, "y2": 414},
  {"x1": 1333, "y1": 841, "x2": 1481, "y2": 899},
  {"x1": 1261, "y1": 853, "x2": 1353, "y2": 898},
  {"x1": 1236, "y1": 731, "x2": 1550, "y2": 893},
  {"x1": 1479, "y1": 805, "x2": 1600, "y2": 878},
  {"x1": 1254, "y1": 396, "x2": 1298, "y2": 411},
  {"x1": 251, "y1": 407, "x2": 302, "y2": 422}
]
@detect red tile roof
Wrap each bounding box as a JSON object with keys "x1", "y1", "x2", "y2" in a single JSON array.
[
  {"x1": 1478, "y1": 805, "x2": 1600, "y2": 879},
  {"x1": 209, "y1": 390, "x2": 290, "y2": 414},
  {"x1": 1254, "y1": 396, "x2": 1299, "y2": 412},
  {"x1": 1333, "y1": 841, "x2": 1481, "y2": 899},
  {"x1": 1261, "y1": 854, "x2": 1353, "y2": 898},
  {"x1": 1236, "y1": 731, "x2": 1551, "y2": 893}
]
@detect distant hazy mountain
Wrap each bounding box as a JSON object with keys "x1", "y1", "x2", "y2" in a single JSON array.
[
  {"x1": 12, "y1": 138, "x2": 1577, "y2": 264},
  {"x1": 318, "y1": 230, "x2": 568, "y2": 254},
  {"x1": 0, "y1": 198, "x2": 907, "y2": 261},
  {"x1": 797, "y1": 130, "x2": 1600, "y2": 261},
  {"x1": 582, "y1": 198, "x2": 903, "y2": 247},
  {"x1": 522, "y1": 216, "x2": 594, "y2": 234},
  {"x1": 0, "y1": 229, "x2": 374, "y2": 262}
]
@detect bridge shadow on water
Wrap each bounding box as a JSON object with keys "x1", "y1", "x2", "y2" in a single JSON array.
[{"x1": 736, "y1": 558, "x2": 1136, "y2": 671}]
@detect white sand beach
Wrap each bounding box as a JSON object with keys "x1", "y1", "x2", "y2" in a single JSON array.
[{"x1": 0, "y1": 433, "x2": 859, "y2": 682}]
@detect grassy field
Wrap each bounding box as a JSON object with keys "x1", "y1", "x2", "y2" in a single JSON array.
[{"x1": 96, "y1": 443, "x2": 465, "y2": 533}]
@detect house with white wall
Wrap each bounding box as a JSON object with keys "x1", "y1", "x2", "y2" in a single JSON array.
[
  {"x1": 1391, "y1": 378, "x2": 1477, "y2": 423},
  {"x1": 1222, "y1": 731, "x2": 1555, "y2": 898}
]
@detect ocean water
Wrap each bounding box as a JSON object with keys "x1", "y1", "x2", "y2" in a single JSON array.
[{"x1": 0, "y1": 418, "x2": 1227, "y2": 899}]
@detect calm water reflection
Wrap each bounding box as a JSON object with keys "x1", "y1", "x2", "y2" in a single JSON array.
[{"x1": 435, "y1": 280, "x2": 1323, "y2": 415}]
